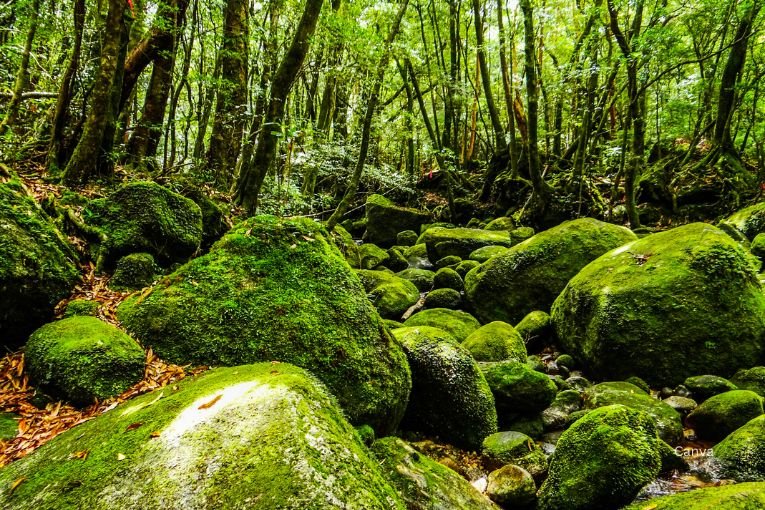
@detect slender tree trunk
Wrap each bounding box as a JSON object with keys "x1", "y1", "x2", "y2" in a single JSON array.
[
  {"x1": 498, "y1": 0, "x2": 519, "y2": 177},
  {"x1": 234, "y1": 0, "x2": 325, "y2": 213}
]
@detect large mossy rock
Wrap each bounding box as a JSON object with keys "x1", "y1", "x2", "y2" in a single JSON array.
[
  {"x1": 731, "y1": 366, "x2": 765, "y2": 396},
  {"x1": 687, "y1": 389, "x2": 764, "y2": 441},
  {"x1": 402, "y1": 308, "x2": 480, "y2": 343},
  {"x1": 481, "y1": 361, "x2": 557, "y2": 416},
  {"x1": 371, "y1": 437, "x2": 498, "y2": 509},
  {"x1": 0, "y1": 364, "x2": 406, "y2": 509},
  {"x1": 481, "y1": 431, "x2": 549, "y2": 479},
  {"x1": 552, "y1": 223, "x2": 765, "y2": 387},
  {"x1": 356, "y1": 270, "x2": 420, "y2": 319},
  {"x1": 364, "y1": 194, "x2": 431, "y2": 247},
  {"x1": 624, "y1": 482, "x2": 765, "y2": 509},
  {"x1": 419, "y1": 227, "x2": 516, "y2": 261},
  {"x1": 392, "y1": 326, "x2": 497, "y2": 449},
  {"x1": 118, "y1": 216, "x2": 411, "y2": 435},
  {"x1": 85, "y1": 181, "x2": 203, "y2": 267},
  {"x1": 0, "y1": 175, "x2": 79, "y2": 347},
  {"x1": 462, "y1": 322, "x2": 527, "y2": 362},
  {"x1": 467, "y1": 218, "x2": 636, "y2": 324},
  {"x1": 538, "y1": 405, "x2": 663, "y2": 510},
  {"x1": 714, "y1": 414, "x2": 765, "y2": 481},
  {"x1": 25, "y1": 317, "x2": 145, "y2": 405},
  {"x1": 723, "y1": 202, "x2": 765, "y2": 240},
  {"x1": 584, "y1": 382, "x2": 683, "y2": 444}
]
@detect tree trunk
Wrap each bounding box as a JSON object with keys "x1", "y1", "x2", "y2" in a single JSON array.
[{"x1": 234, "y1": 0, "x2": 325, "y2": 213}]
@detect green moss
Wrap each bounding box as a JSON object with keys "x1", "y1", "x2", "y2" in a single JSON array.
[
  {"x1": 552, "y1": 223, "x2": 765, "y2": 387},
  {"x1": 25, "y1": 317, "x2": 145, "y2": 405},
  {"x1": 752, "y1": 233, "x2": 765, "y2": 261},
  {"x1": 0, "y1": 364, "x2": 405, "y2": 509},
  {"x1": 724, "y1": 201, "x2": 765, "y2": 240},
  {"x1": 731, "y1": 366, "x2": 765, "y2": 396},
  {"x1": 510, "y1": 226, "x2": 536, "y2": 244},
  {"x1": 62, "y1": 299, "x2": 100, "y2": 318},
  {"x1": 433, "y1": 267, "x2": 463, "y2": 291},
  {"x1": 504, "y1": 414, "x2": 545, "y2": 438},
  {"x1": 359, "y1": 243, "x2": 389, "y2": 269},
  {"x1": 393, "y1": 326, "x2": 497, "y2": 449},
  {"x1": 631, "y1": 483, "x2": 765, "y2": 509},
  {"x1": 584, "y1": 382, "x2": 683, "y2": 444},
  {"x1": 481, "y1": 431, "x2": 548, "y2": 479},
  {"x1": 687, "y1": 389, "x2": 763, "y2": 441},
  {"x1": 84, "y1": 181, "x2": 202, "y2": 267},
  {"x1": 484, "y1": 217, "x2": 516, "y2": 231},
  {"x1": 117, "y1": 215, "x2": 410, "y2": 435},
  {"x1": 481, "y1": 360, "x2": 557, "y2": 415},
  {"x1": 514, "y1": 310, "x2": 553, "y2": 347},
  {"x1": 625, "y1": 376, "x2": 651, "y2": 394},
  {"x1": 463, "y1": 322, "x2": 527, "y2": 362},
  {"x1": 0, "y1": 412, "x2": 18, "y2": 440},
  {"x1": 364, "y1": 194, "x2": 431, "y2": 247},
  {"x1": 371, "y1": 437, "x2": 496, "y2": 509},
  {"x1": 110, "y1": 253, "x2": 157, "y2": 290},
  {"x1": 469, "y1": 245, "x2": 510, "y2": 263},
  {"x1": 419, "y1": 227, "x2": 516, "y2": 261},
  {"x1": 683, "y1": 375, "x2": 738, "y2": 401},
  {"x1": 403, "y1": 308, "x2": 480, "y2": 343},
  {"x1": 434, "y1": 255, "x2": 461, "y2": 269},
  {"x1": 0, "y1": 175, "x2": 79, "y2": 346},
  {"x1": 383, "y1": 248, "x2": 409, "y2": 272},
  {"x1": 403, "y1": 243, "x2": 428, "y2": 262},
  {"x1": 538, "y1": 405, "x2": 663, "y2": 510},
  {"x1": 396, "y1": 230, "x2": 419, "y2": 246},
  {"x1": 176, "y1": 185, "x2": 230, "y2": 249},
  {"x1": 357, "y1": 269, "x2": 420, "y2": 319},
  {"x1": 467, "y1": 218, "x2": 637, "y2": 324},
  {"x1": 455, "y1": 259, "x2": 480, "y2": 278},
  {"x1": 486, "y1": 464, "x2": 536, "y2": 508},
  {"x1": 424, "y1": 288, "x2": 461, "y2": 310},
  {"x1": 330, "y1": 224, "x2": 362, "y2": 268},
  {"x1": 395, "y1": 268, "x2": 435, "y2": 292},
  {"x1": 714, "y1": 414, "x2": 765, "y2": 481}
]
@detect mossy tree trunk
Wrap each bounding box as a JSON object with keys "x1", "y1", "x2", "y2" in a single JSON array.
[
  {"x1": 233, "y1": 0, "x2": 325, "y2": 214},
  {"x1": 63, "y1": 0, "x2": 131, "y2": 185}
]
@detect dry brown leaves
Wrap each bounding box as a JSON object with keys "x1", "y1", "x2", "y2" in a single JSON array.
[{"x1": 54, "y1": 262, "x2": 131, "y2": 326}]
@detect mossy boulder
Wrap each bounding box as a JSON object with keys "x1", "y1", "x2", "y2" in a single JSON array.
[
  {"x1": 357, "y1": 269, "x2": 420, "y2": 319},
  {"x1": 486, "y1": 464, "x2": 536, "y2": 509},
  {"x1": 433, "y1": 267, "x2": 463, "y2": 291},
  {"x1": 469, "y1": 245, "x2": 510, "y2": 263},
  {"x1": 684, "y1": 374, "x2": 738, "y2": 401},
  {"x1": 624, "y1": 482, "x2": 765, "y2": 509},
  {"x1": 542, "y1": 389, "x2": 583, "y2": 431},
  {"x1": 481, "y1": 361, "x2": 557, "y2": 415},
  {"x1": 110, "y1": 253, "x2": 157, "y2": 290},
  {"x1": 371, "y1": 437, "x2": 498, "y2": 509},
  {"x1": 481, "y1": 431, "x2": 548, "y2": 479},
  {"x1": 514, "y1": 310, "x2": 553, "y2": 349},
  {"x1": 25, "y1": 317, "x2": 145, "y2": 405},
  {"x1": 392, "y1": 326, "x2": 497, "y2": 449},
  {"x1": 364, "y1": 194, "x2": 431, "y2": 247},
  {"x1": 402, "y1": 243, "x2": 432, "y2": 269},
  {"x1": 552, "y1": 223, "x2": 765, "y2": 387},
  {"x1": 467, "y1": 218, "x2": 637, "y2": 324},
  {"x1": 383, "y1": 248, "x2": 409, "y2": 272},
  {"x1": 360, "y1": 243, "x2": 389, "y2": 269},
  {"x1": 537, "y1": 405, "x2": 663, "y2": 510},
  {"x1": 463, "y1": 322, "x2": 527, "y2": 362},
  {"x1": 423, "y1": 288, "x2": 461, "y2": 309},
  {"x1": 731, "y1": 366, "x2": 765, "y2": 396},
  {"x1": 714, "y1": 414, "x2": 765, "y2": 481},
  {"x1": 330, "y1": 224, "x2": 362, "y2": 268},
  {"x1": 395, "y1": 268, "x2": 435, "y2": 292},
  {"x1": 117, "y1": 216, "x2": 411, "y2": 435},
  {"x1": 434, "y1": 255, "x2": 461, "y2": 269},
  {"x1": 402, "y1": 308, "x2": 480, "y2": 343},
  {"x1": 62, "y1": 299, "x2": 100, "y2": 318},
  {"x1": 584, "y1": 382, "x2": 683, "y2": 444},
  {"x1": 396, "y1": 230, "x2": 419, "y2": 246},
  {"x1": 484, "y1": 217, "x2": 516, "y2": 231},
  {"x1": 455, "y1": 259, "x2": 480, "y2": 278},
  {"x1": 0, "y1": 364, "x2": 406, "y2": 509},
  {"x1": 419, "y1": 227, "x2": 515, "y2": 261},
  {"x1": 0, "y1": 175, "x2": 79, "y2": 347},
  {"x1": 84, "y1": 181, "x2": 203, "y2": 267},
  {"x1": 752, "y1": 233, "x2": 765, "y2": 260},
  {"x1": 687, "y1": 389, "x2": 763, "y2": 441},
  {"x1": 177, "y1": 185, "x2": 230, "y2": 249},
  {"x1": 723, "y1": 202, "x2": 765, "y2": 240}
]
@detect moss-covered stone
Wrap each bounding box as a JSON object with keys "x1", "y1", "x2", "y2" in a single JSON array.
[
  {"x1": 467, "y1": 218, "x2": 637, "y2": 324},
  {"x1": 683, "y1": 375, "x2": 738, "y2": 401},
  {"x1": 514, "y1": 310, "x2": 553, "y2": 349},
  {"x1": 584, "y1": 382, "x2": 683, "y2": 444},
  {"x1": 424, "y1": 288, "x2": 461, "y2": 310},
  {"x1": 176, "y1": 185, "x2": 230, "y2": 249},
  {"x1": 542, "y1": 389, "x2": 583, "y2": 431},
  {"x1": 724, "y1": 202, "x2": 765, "y2": 240},
  {"x1": 0, "y1": 412, "x2": 18, "y2": 440},
  {"x1": 0, "y1": 175, "x2": 79, "y2": 347},
  {"x1": 481, "y1": 361, "x2": 557, "y2": 416},
  {"x1": 396, "y1": 230, "x2": 419, "y2": 246},
  {"x1": 624, "y1": 482, "x2": 765, "y2": 509},
  {"x1": 84, "y1": 181, "x2": 203, "y2": 267},
  {"x1": 395, "y1": 268, "x2": 435, "y2": 292},
  {"x1": 484, "y1": 217, "x2": 516, "y2": 231},
  {"x1": 330, "y1": 224, "x2": 362, "y2": 268},
  {"x1": 393, "y1": 326, "x2": 497, "y2": 449},
  {"x1": 455, "y1": 259, "x2": 480, "y2": 278},
  {"x1": 357, "y1": 269, "x2": 420, "y2": 319},
  {"x1": 504, "y1": 414, "x2": 545, "y2": 438},
  {"x1": 371, "y1": 437, "x2": 497, "y2": 509},
  {"x1": 687, "y1": 389, "x2": 763, "y2": 441},
  {"x1": 402, "y1": 243, "x2": 432, "y2": 269},
  {"x1": 481, "y1": 431, "x2": 548, "y2": 479},
  {"x1": 752, "y1": 233, "x2": 765, "y2": 260},
  {"x1": 463, "y1": 322, "x2": 527, "y2": 362},
  {"x1": 62, "y1": 299, "x2": 100, "y2": 318},
  {"x1": 625, "y1": 376, "x2": 651, "y2": 394},
  {"x1": 0, "y1": 364, "x2": 406, "y2": 509},
  {"x1": 731, "y1": 366, "x2": 765, "y2": 396},
  {"x1": 713, "y1": 414, "x2": 765, "y2": 481},
  {"x1": 486, "y1": 464, "x2": 536, "y2": 509},
  {"x1": 25, "y1": 317, "x2": 145, "y2": 405},
  {"x1": 402, "y1": 308, "x2": 480, "y2": 343},
  {"x1": 434, "y1": 255, "x2": 462, "y2": 269},
  {"x1": 538, "y1": 405, "x2": 663, "y2": 510},
  {"x1": 117, "y1": 216, "x2": 411, "y2": 435},
  {"x1": 110, "y1": 253, "x2": 157, "y2": 290},
  {"x1": 469, "y1": 245, "x2": 510, "y2": 263},
  {"x1": 360, "y1": 242, "x2": 389, "y2": 269},
  {"x1": 419, "y1": 227, "x2": 516, "y2": 261},
  {"x1": 433, "y1": 267, "x2": 463, "y2": 291},
  {"x1": 383, "y1": 248, "x2": 409, "y2": 272},
  {"x1": 552, "y1": 223, "x2": 765, "y2": 387},
  {"x1": 364, "y1": 194, "x2": 431, "y2": 247},
  {"x1": 510, "y1": 226, "x2": 536, "y2": 244}
]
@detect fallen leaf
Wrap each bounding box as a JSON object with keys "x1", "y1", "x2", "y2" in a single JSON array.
[
  {"x1": 125, "y1": 422, "x2": 143, "y2": 431},
  {"x1": 70, "y1": 450, "x2": 89, "y2": 460},
  {"x1": 116, "y1": 453, "x2": 126, "y2": 461},
  {"x1": 198, "y1": 394, "x2": 222, "y2": 410},
  {"x1": 9, "y1": 477, "x2": 25, "y2": 495},
  {"x1": 149, "y1": 431, "x2": 161, "y2": 438}
]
